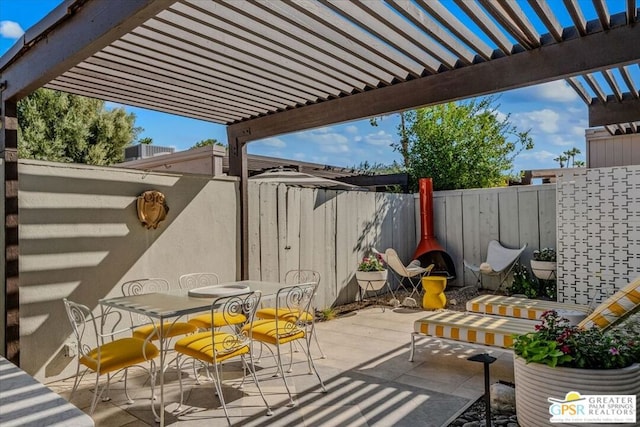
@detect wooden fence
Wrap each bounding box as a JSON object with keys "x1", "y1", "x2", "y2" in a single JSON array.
[
  {"x1": 428, "y1": 184, "x2": 557, "y2": 288},
  {"x1": 247, "y1": 182, "x2": 556, "y2": 307}
]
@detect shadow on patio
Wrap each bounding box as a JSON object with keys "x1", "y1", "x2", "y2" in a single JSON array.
[{"x1": 47, "y1": 307, "x2": 515, "y2": 427}]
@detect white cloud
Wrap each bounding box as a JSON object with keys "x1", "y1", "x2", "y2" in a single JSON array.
[
  {"x1": 509, "y1": 81, "x2": 579, "y2": 104},
  {"x1": 533, "y1": 81, "x2": 579, "y2": 102},
  {"x1": 0, "y1": 21, "x2": 24, "y2": 39},
  {"x1": 258, "y1": 137, "x2": 286, "y2": 148},
  {"x1": 519, "y1": 150, "x2": 557, "y2": 161},
  {"x1": 512, "y1": 109, "x2": 560, "y2": 133},
  {"x1": 354, "y1": 136, "x2": 362, "y2": 142},
  {"x1": 302, "y1": 129, "x2": 350, "y2": 153},
  {"x1": 363, "y1": 129, "x2": 394, "y2": 146},
  {"x1": 571, "y1": 126, "x2": 586, "y2": 137},
  {"x1": 345, "y1": 125, "x2": 359, "y2": 134}
]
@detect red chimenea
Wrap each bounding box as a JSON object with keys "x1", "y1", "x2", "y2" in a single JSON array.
[{"x1": 413, "y1": 178, "x2": 456, "y2": 279}]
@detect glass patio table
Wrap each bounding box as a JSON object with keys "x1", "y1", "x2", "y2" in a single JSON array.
[{"x1": 99, "y1": 280, "x2": 286, "y2": 426}]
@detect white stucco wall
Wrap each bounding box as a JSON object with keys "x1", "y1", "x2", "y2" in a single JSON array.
[{"x1": 17, "y1": 160, "x2": 239, "y2": 381}]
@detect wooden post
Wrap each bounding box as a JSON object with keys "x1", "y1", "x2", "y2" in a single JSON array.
[
  {"x1": 1, "y1": 95, "x2": 19, "y2": 365},
  {"x1": 227, "y1": 133, "x2": 249, "y2": 280}
]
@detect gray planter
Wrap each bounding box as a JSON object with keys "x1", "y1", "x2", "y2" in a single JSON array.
[
  {"x1": 514, "y1": 356, "x2": 640, "y2": 426},
  {"x1": 530, "y1": 260, "x2": 557, "y2": 280}
]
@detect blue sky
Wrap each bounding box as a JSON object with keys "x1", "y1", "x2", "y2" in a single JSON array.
[{"x1": 2, "y1": 0, "x2": 627, "y2": 173}]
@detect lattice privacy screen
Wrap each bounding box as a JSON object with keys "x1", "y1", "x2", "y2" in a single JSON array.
[{"x1": 557, "y1": 166, "x2": 640, "y2": 304}]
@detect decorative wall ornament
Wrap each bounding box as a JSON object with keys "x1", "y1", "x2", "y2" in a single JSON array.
[{"x1": 137, "y1": 190, "x2": 169, "y2": 229}]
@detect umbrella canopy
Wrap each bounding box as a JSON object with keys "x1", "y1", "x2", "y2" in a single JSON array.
[{"x1": 249, "y1": 169, "x2": 365, "y2": 191}]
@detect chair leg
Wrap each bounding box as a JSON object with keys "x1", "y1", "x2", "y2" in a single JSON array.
[
  {"x1": 275, "y1": 342, "x2": 296, "y2": 406},
  {"x1": 123, "y1": 369, "x2": 134, "y2": 405},
  {"x1": 211, "y1": 361, "x2": 231, "y2": 425},
  {"x1": 244, "y1": 353, "x2": 273, "y2": 416}
]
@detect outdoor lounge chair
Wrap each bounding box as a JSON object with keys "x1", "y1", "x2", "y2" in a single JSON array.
[
  {"x1": 463, "y1": 240, "x2": 527, "y2": 290},
  {"x1": 409, "y1": 277, "x2": 640, "y2": 361}
]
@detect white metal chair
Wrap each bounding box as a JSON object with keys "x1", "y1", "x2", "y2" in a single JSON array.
[
  {"x1": 244, "y1": 282, "x2": 327, "y2": 406},
  {"x1": 174, "y1": 291, "x2": 272, "y2": 425},
  {"x1": 385, "y1": 248, "x2": 434, "y2": 307},
  {"x1": 63, "y1": 299, "x2": 159, "y2": 415},
  {"x1": 463, "y1": 240, "x2": 527, "y2": 291},
  {"x1": 255, "y1": 270, "x2": 326, "y2": 359}
]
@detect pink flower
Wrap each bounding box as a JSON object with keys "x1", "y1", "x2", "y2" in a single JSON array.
[
  {"x1": 609, "y1": 347, "x2": 620, "y2": 356},
  {"x1": 561, "y1": 345, "x2": 571, "y2": 354}
]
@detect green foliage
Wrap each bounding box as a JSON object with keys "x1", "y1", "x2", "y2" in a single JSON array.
[
  {"x1": 358, "y1": 253, "x2": 385, "y2": 271},
  {"x1": 508, "y1": 263, "x2": 539, "y2": 298},
  {"x1": 508, "y1": 263, "x2": 556, "y2": 299},
  {"x1": 512, "y1": 331, "x2": 572, "y2": 367},
  {"x1": 190, "y1": 138, "x2": 224, "y2": 149},
  {"x1": 514, "y1": 310, "x2": 640, "y2": 369},
  {"x1": 321, "y1": 307, "x2": 337, "y2": 321},
  {"x1": 17, "y1": 89, "x2": 138, "y2": 165},
  {"x1": 554, "y1": 146, "x2": 583, "y2": 168},
  {"x1": 138, "y1": 137, "x2": 153, "y2": 145},
  {"x1": 400, "y1": 97, "x2": 533, "y2": 191}
]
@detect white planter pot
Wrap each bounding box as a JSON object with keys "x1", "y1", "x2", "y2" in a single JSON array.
[
  {"x1": 514, "y1": 356, "x2": 640, "y2": 427},
  {"x1": 530, "y1": 260, "x2": 557, "y2": 280},
  {"x1": 355, "y1": 270, "x2": 388, "y2": 291}
]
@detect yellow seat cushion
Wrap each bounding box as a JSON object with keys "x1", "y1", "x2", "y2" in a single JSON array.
[
  {"x1": 256, "y1": 307, "x2": 313, "y2": 322},
  {"x1": 413, "y1": 311, "x2": 539, "y2": 349},
  {"x1": 132, "y1": 321, "x2": 197, "y2": 340},
  {"x1": 243, "y1": 319, "x2": 305, "y2": 345},
  {"x1": 187, "y1": 312, "x2": 247, "y2": 330},
  {"x1": 466, "y1": 294, "x2": 591, "y2": 320},
  {"x1": 174, "y1": 331, "x2": 248, "y2": 363},
  {"x1": 578, "y1": 278, "x2": 640, "y2": 330},
  {"x1": 80, "y1": 338, "x2": 159, "y2": 375}
]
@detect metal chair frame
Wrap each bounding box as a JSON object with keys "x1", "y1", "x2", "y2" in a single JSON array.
[
  {"x1": 63, "y1": 298, "x2": 158, "y2": 416},
  {"x1": 173, "y1": 291, "x2": 272, "y2": 425}
]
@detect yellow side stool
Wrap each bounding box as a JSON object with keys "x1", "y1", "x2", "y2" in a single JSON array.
[{"x1": 422, "y1": 276, "x2": 447, "y2": 310}]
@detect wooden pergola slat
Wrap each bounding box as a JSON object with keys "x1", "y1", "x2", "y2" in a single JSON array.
[
  {"x1": 417, "y1": 0, "x2": 494, "y2": 61},
  {"x1": 454, "y1": 0, "x2": 515, "y2": 55}
]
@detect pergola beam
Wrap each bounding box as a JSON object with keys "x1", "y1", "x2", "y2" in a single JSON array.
[
  {"x1": 0, "y1": 0, "x2": 175, "y2": 101},
  {"x1": 589, "y1": 95, "x2": 640, "y2": 127},
  {"x1": 229, "y1": 23, "x2": 640, "y2": 142}
]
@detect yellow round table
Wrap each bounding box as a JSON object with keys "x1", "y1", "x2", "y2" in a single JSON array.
[{"x1": 422, "y1": 276, "x2": 447, "y2": 310}]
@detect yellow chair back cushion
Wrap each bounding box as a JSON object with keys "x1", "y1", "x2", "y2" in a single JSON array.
[{"x1": 578, "y1": 277, "x2": 640, "y2": 330}]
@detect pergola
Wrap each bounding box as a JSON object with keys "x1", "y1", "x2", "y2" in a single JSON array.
[{"x1": 1, "y1": 0, "x2": 639, "y2": 364}]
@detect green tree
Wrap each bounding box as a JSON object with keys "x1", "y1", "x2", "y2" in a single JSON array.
[
  {"x1": 138, "y1": 137, "x2": 153, "y2": 145},
  {"x1": 554, "y1": 154, "x2": 568, "y2": 168},
  {"x1": 401, "y1": 97, "x2": 533, "y2": 191},
  {"x1": 190, "y1": 138, "x2": 224, "y2": 149},
  {"x1": 17, "y1": 88, "x2": 138, "y2": 165}
]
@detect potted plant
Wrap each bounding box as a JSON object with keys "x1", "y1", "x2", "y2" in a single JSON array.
[
  {"x1": 530, "y1": 247, "x2": 557, "y2": 280},
  {"x1": 512, "y1": 310, "x2": 640, "y2": 426},
  {"x1": 355, "y1": 252, "x2": 388, "y2": 291}
]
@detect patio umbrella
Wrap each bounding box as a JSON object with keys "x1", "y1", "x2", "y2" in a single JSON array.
[{"x1": 249, "y1": 169, "x2": 365, "y2": 191}]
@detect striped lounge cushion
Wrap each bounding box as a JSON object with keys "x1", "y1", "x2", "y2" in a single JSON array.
[
  {"x1": 578, "y1": 277, "x2": 640, "y2": 330},
  {"x1": 466, "y1": 295, "x2": 591, "y2": 321},
  {"x1": 413, "y1": 311, "x2": 539, "y2": 349}
]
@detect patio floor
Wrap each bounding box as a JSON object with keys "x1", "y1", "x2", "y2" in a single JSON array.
[{"x1": 46, "y1": 306, "x2": 515, "y2": 426}]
